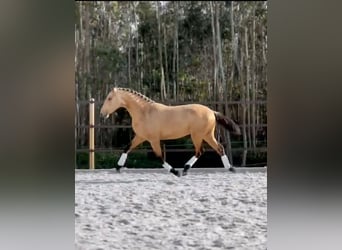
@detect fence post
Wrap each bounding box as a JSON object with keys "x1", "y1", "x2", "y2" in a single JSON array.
[{"x1": 89, "y1": 98, "x2": 95, "y2": 170}]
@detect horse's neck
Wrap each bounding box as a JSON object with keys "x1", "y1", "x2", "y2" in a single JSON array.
[{"x1": 121, "y1": 93, "x2": 147, "y2": 120}]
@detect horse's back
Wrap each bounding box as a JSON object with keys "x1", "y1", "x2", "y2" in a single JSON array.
[
  {"x1": 155, "y1": 103, "x2": 213, "y2": 119},
  {"x1": 175, "y1": 103, "x2": 214, "y2": 118},
  {"x1": 148, "y1": 103, "x2": 216, "y2": 139}
]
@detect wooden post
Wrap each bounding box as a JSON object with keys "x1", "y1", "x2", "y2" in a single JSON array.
[{"x1": 89, "y1": 98, "x2": 95, "y2": 170}]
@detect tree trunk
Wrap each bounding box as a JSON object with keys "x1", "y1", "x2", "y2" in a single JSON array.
[
  {"x1": 78, "y1": 2, "x2": 83, "y2": 76},
  {"x1": 157, "y1": 1, "x2": 166, "y2": 100},
  {"x1": 214, "y1": 2, "x2": 232, "y2": 161},
  {"x1": 241, "y1": 33, "x2": 247, "y2": 166},
  {"x1": 79, "y1": 2, "x2": 87, "y2": 147},
  {"x1": 176, "y1": 17, "x2": 179, "y2": 101},
  {"x1": 106, "y1": 2, "x2": 111, "y2": 41},
  {"x1": 141, "y1": 38, "x2": 144, "y2": 91},
  {"x1": 176, "y1": 2, "x2": 179, "y2": 101},
  {"x1": 133, "y1": 1, "x2": 140, "y2": 91},
  {"x1": 84, "y1": 2, "x2": 90, "y2": 75},
  {"x1": 245, "y1": 26, "x2": 251, "y2": 149},
  {"x1": 215, "y1": 2, "x2": 225, "y2": 102},
  {"x1": 172, "y1": 4, "x2": 177, "y2": 100},
  {"x1": 252, "y1": 2, "x2": 256, "y2": 150},
  {"x1": 210, "y1": 2, "x2": 217, "y2": 101},
  {"x1": 128, "y1": 5, "x2": 131, "y2": 88},
  {"x1": 228, "y1": 1, "x2": 235, "y2": 101},
  {"x1": 163, "y1": 25, "x2": 169, "y2": 95}
]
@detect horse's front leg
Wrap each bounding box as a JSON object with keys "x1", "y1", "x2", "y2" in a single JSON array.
[
  {"x1": 183, "y1": 136, "x2": 203, "y2": 176},
  {"x1": 149, "y1": 140, "x2": 180, "y2": 177},
  {"x1": 116, "y1": 136, "x2": 145, "y2": 172}
]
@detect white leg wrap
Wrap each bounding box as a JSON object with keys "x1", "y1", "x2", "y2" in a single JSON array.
[
  {"x1": 162, "y1": 162, "x2": 172, "y2": 172},
  {"x1": 221, "y1": 154, "x2": 231, "y2": 169},
  {"x1": 185, "y1": 156, "x2": 198, "y2": 167},
  {"x1": 118, "y1": 153, "x2": 128, "y2": 166}
]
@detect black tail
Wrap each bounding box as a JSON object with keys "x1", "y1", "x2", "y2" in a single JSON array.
[{"x1": 214, "y1": 112, "x2": 241, "y2": 135}]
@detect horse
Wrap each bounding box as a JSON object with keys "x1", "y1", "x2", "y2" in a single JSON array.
[{"x1": 100, "y1": 87, "x2": 241, "y2": 177}]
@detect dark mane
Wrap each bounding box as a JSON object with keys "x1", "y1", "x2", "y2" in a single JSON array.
[{"x1": 117, "y1": 88, "x2": 155, "y2": 103}]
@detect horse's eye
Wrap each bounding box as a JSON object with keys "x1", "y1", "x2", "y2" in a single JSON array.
[{"x1": 108, "y1": 97, "x2": 112, "y2": 101}]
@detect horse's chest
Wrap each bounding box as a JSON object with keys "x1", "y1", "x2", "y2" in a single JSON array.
[
  {"x1": 132, "y1": 120, "x2": 156, "y2": 138},
  {"x1": 131, "y1": 121, "x2": 140, "y2": 131},
  {"x1": 132, "y1": 121, "x2": 146, "y2": 135}
]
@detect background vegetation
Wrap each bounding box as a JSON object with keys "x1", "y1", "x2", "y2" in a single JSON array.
[{"x1": 75, "y1": 1, "x2": 267, "y2": 168}]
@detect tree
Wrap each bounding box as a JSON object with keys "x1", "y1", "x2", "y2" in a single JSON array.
[
  {"x1": 75, "y1": 1, "x2": 268, "y2": 167},
  {"x1": 172, "y1": 1, "x2": 178, "y2": 100},
  {"x1": 156, "y1": 1, "x2": 166, "y2": 100}
]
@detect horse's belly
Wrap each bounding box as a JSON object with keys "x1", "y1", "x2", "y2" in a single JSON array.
[
  {"x1": 159, "y1": 125, "x2": 190, "y2": 140},
  {"x1": 160, "y1": 131, "x2": 189, "y2": 140},
  {"x1": 158, "y1": 113, "x2": 199, "y2": 139},
  {"x1": 132, "y1": 122, "x2": 188, "y2": 140}
]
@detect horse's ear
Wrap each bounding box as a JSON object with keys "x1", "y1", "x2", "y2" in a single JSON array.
[{"x1": 113, "y1": 87, "x2": 117, "y2": 92}]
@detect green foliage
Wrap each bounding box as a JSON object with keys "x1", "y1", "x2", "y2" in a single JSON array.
[
  {"x1": 137, "y1": 1, "x2": 155, "y2": 21},
  {"x1": 75, "y1": 1, "x2": 268, "y2": 167},
  {"x1": 182, "y1": 2, "x2": 211, "y2": 46},
  {"x1": 76, "y1": 152, "x2": 162, "y2": 169},
  {"x1": 76, "y1": 149, "x2": 267, "y2": 169},
  {"x1": 94, "y1": 44, "x2": 122, "y2": 72},
  {"x1": 246, "y1": 151, "x2": 267, "y2": 165}
]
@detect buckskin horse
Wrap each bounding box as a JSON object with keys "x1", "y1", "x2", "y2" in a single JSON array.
[{"x1": 100, "y1": 87, "x2": 241, "y2": 177}]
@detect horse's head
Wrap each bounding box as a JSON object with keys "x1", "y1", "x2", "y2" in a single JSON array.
[{"x1": 100, "y1": 88, "x2": 125, "y2": 119}]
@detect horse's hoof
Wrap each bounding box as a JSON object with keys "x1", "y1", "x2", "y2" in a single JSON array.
[
  {"x1": 183, "y1": 164, "x2": 190, "y2": 172},
  {"x1": 182, "y1": 165, "x2": 191, "y2": 176},
  {"x1": 229, "y1": 167, "x2": 236, "y2": 173},
  {"x1": 116, "y1": 166, "x2": 121, "y2": 173},
  {"x1": 170, "y1": 168, "x2": 180, "y2": 177}
]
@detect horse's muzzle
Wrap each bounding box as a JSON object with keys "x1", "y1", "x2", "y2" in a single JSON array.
[{"x1": 100, "y1": 112, "x2": 109, "y2": 120}]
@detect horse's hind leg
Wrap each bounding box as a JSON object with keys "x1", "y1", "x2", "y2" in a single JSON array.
[
  {"x1": 204, "y1": 133, "x2": 235, "y2": 172},
  {"x1": 183, "y1": 135, "x2": 203, "y2": 176},
  {"x1": 149, "y1": 140, "x2": 180, "y2": 177},
  {"x1": 116, "y1": 136, "x2": 145, "y2": 171}
]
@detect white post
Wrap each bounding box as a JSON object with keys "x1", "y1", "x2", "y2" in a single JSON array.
[{"x1": 89, "y1": 98, "x2": 95, "y2": 170}]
